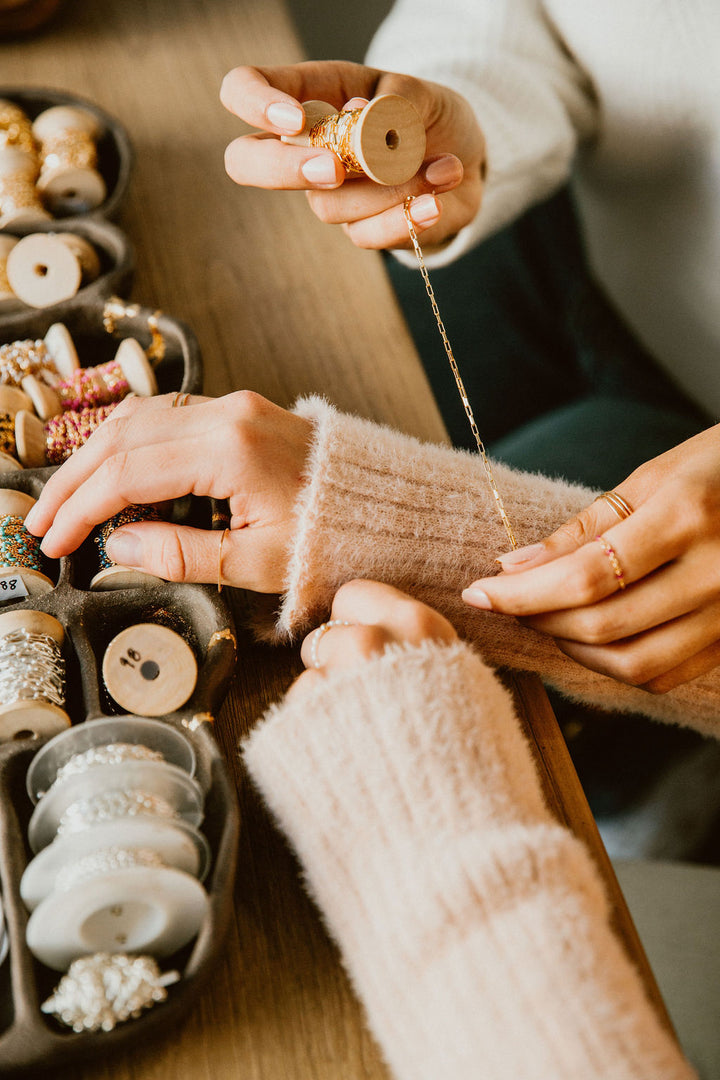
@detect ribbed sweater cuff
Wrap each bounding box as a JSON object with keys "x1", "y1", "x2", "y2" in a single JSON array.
[
  {"x1": 243, "y1": 640, "x2": 694, "y2": 1080},
  {"x1": 253, "y1": 397, "x2": 720, "y2": 735}
]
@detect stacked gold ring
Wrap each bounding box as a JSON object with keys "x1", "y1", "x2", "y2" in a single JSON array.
[{"x1": 595, "y1": 490, "x2": 633, "y2": 521}]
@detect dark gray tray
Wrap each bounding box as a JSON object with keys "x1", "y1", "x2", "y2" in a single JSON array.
[{"x1": 0, "y1": 91, "x2": 240, "y2": 1075}]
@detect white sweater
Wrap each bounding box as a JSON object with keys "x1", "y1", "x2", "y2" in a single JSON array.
[{"x1": 367, "y1": 0, "x2": 720, "y2": 417}]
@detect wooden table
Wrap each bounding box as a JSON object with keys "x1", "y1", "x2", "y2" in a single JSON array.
[{"x1": 1, "y1": 1, "x2": 674, "y2": 1075}]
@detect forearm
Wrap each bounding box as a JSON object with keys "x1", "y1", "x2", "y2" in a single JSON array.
[
  {"x1": 243, "y1": 640, "x2": 693, "y2": 1080},
  {"x1": 256, "y1": 397, "x2": 720, "y2": 735}
]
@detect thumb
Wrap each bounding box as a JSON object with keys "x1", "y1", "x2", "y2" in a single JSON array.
[
  {"x1": 106, "y1": 522, "x2": 230, "y2": 586},
  {"x1": 496, "y1": 492, "x2": 632, "y2": 573}
]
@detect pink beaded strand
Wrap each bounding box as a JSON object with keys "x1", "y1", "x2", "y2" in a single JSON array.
[
  {"x1": 55, "y1": 360, "x2": 130, "y2": 411},
  {"x1": 44, "y1": 402, "x2": 118, "y2": 464}
]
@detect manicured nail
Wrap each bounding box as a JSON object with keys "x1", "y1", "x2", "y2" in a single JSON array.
[
  {"x1": 409, "y1": 194, "x2": 440, "y2": 226},
  {"x1": 424, "y1": 155, "x2": 462, "y2": 187},
  {"x1": 301, "y1": 154, "x2": 339, "y2": 186},
  {"x1": 106, "y1": 529, "x2": 142, "y2": 566},
  {"x1": 461, "y1": 587, "x2": 492, "y2": 609},
  {"x1": 266, "y1": 102, "x2": 304, "y2": 133},
  {"x1": 496, "y1": 542, "x2": 545, "y2": 567},
  {"x1": 23, "y1": 506, "x2": 38, "y2": 533}
]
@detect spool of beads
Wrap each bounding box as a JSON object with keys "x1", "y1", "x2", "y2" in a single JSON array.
[
  {"x1": 0, "y1": 99, "x2": 36, "y2": 156},
  {"x1": 0, "y1": 235, "x2": 18, "y2": 303},
  {"x1": 0, "y1": 488, "x2": 54, "y2": 595},
  {"x1": 0, "y1": 322, "x2": 79, "y2": 390},
  {"x1": 0, "y1": 385, "x2": 32, "y2": 469},
  {"x1": 91, "y1": 505, "x2": 164, "y2": 590},
  {"x1": 22, "y1": 337, "x2": 156, "y2": 420},
  {"x1": 281, "y1": 94, "x2": 426, "y2": 186},
  {"x1": 0, "y1": 608, "x2": 70, "y2": 741},
  {"x1": 15, "y1": 401, "x2": 118, "y2": 467},
  {"x1": 5, "y1": 231, "x2": 100, "y2": 309},
  {"x1": 0, "y1": 146, "x2": 50, "y2": 229},
  {"x1": 32, "y1": 105, "x2": 107, "y2": 215},
  {"x1": 103, "y1": 623, "x2": 198, "y2": 717}
]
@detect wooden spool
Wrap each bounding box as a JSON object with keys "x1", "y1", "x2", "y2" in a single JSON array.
[
  {"x1": 102, "y1": 622, "x2": 198, "y2": 716},
  {"x1": 32, "y1": 105, "x2": 107, "y2": 214},
  {"x1": 0, "y1": 488, "x2": 54, "y2": 595},
  {"x1": 22, "y1": 336, "x2": 156, "y2": 420},
  {"x1": 282, "y1": 94, "x2": 426, "y2": 187},
  {"x1": 89, "y1": 565, "x2": 166, "y2": 591},
  {"x1": 6, "y1": 233, "x2": 83, "y2": 309},
  {"x1": 0, "y1": 608, "x2": 70, "y2": 741}
]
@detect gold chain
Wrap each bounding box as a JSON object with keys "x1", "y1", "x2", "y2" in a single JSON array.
[{"x1": 402, "y1": 198, "x2": 518, "y2": 550}]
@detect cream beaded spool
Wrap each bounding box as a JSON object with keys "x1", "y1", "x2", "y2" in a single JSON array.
[
  {"x1": 0, "y1": 608, "x2": 70, "y2": 741},
  {"x1": 0, "y1": 146, "x2": 49, "y2": 229},
  {"x1": 0, "y1": 322, "x2": 79, "y2": 393},
  {"x1": 281, "y1": 94, "x2": 426, "y2": 186},
  {"x1": 5, "y1": 231, "x2": 100, "y2": 309},
  {"x1": 22, "y1": 336, "x2": 156, "y2": 420},
  {"x1": 32, "y1": 105, "x2": 107, "y2": 214},
  {"x1": 102, "y1": 623, "x2": 198, "y2": 717},
  {"x1": 0, "y1": 488, "x2": 54, "y2": 595}
]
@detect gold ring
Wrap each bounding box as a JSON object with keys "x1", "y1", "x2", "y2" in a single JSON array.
[
  {"x1": 171, "y1": 391, "x2": 190, "y2": 408},
  {"x1": 217, "y1": 528, "x2": 229, "y2": 593},
  {"x1": 594, "y1": 490, "x2": 633, "y2": 521},
  {"x1": 595, "y1": 535, "x2": 626, "y2": 590}
]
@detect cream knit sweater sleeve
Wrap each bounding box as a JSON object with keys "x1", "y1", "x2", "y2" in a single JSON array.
[
  {"x1": 256, "y1": 397, "x2": 720, "y2": 737},
  {"x1": 243, "y1": 639, "x2": 694, "y2": 1080},
  {"x1": 365, "y1": 0, "x2": 598, "y2": 266}
]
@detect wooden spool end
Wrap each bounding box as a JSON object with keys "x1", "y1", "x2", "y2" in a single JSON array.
[
  {"x1": 89, "y1": 565, "x2": 166, "y2": 591},
  {"x1": 352, "y1": 95, "x2": 426, "y2": 186},
  {"x1": 20, "y1": 375, "x2": 61, "y2": 421},
  {"x1": 0, "y1": 452, "x2": 22, "y2": 472},
  {"x1": 0, "y1": 385, "x2": 33, "y2": 417},
  {"x1": 45, "y1": 322, "x2": 80, "y2": 377},
  {"x1": 37, "y1": 167, "x2": 107, "y2": 214},
  {"x1": 0, "y1": 607, "x2": 64, "y2": 644},
  {"x1": 14, "y1": 410, "x2": 46, "y2": 468},
  {"x1": 0, "y1": 700, "x2": 71, "y2": 742},
  {"x1": 102, "y1": 623, "x2": 198, "y2": 716},
  {"x1": 114, "y1": 337, "x2": 158, "y2": 396},
  {"x1": 0, "y1": 565, "x2": 54, "y2": 596},
  {"x1": 6, "y1": 234, "x2": 82, "y2": 310},
  {"x1": 0, "y1": 488, "x2": 36, "y2": 519},
  {"x1": 281, "y1": 99, "x2": 338, "y2": 146}
]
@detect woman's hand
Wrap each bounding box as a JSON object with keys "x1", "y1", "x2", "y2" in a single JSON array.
[
  {"x1": 24, "y1": 391, "x2": 312, "y2": 592},
  {"x1": 462, "y1": 425, "x2": 720, "y2": 693},
  {"x1": 220, "y1": 61, "x2": 485, "y2": 250},
  {"x1": 288, "y1": 579, "x2": 457, "y2": 699}
]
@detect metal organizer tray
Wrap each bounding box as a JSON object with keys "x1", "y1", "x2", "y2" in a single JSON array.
[{"x1": 0, "y1": 89, "x2": 240, "y2": 1074}]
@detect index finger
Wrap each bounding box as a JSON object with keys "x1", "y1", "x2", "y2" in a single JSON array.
[{"x1": 220, "y1": 62, "x2": 382, "y2": 133}]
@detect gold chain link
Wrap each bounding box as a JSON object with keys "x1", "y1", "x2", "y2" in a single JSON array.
[{"x1": 403, "y1": 198, "x2": 518, "y2": 550}]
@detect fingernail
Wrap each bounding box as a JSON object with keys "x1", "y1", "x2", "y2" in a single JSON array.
[
  {"x1": 496, "y1": 542, "x2": 545, "y2": 567},
  {"x1": 266, "y1": 102, "x2": 304, "y2": 133},
  {"x1": 106, "y1": 528, "x2": 142, "y2": 566},
  {"x1": 461, "y1": 587, "x2": 492, "y2": 609},
  {"x1": 409, "y1": 194, "x2": 440, "y2": 226},
  {"x1": 23, "y1": 506, "x2": 38, "y2": 533},
  {"x1": 301, "y1": 154, "x2": 340, "y2": 185},
  {"x1": 424, "y1": 154, "x2": 462, "y2": 187}
]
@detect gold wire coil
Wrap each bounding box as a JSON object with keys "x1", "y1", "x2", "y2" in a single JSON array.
[
  {"x1": 0, "y1": 173, "x2": 45, "y2": 221},
  {"x1": 0, "y1": 101, "x2": 36, "y2": 155},
  {"x1": 309, "y1": 110, "x2": 366, "y2": 176},
  {"x1": 38, "y1": 129, "x2": 98, "y2": 181}
]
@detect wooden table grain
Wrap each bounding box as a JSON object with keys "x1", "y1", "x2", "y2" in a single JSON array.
[{"x1": 1, "y1": 0, "x2": 674, "y2": 1075}]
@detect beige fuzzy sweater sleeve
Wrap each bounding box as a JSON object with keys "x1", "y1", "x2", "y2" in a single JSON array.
[
  {"x1": 243, "y1": 639, "x2": 694, "y2": 1080},
  {"x1": 254, "y1": 396, "x2": 720, "y2": 737}
]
